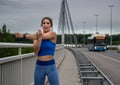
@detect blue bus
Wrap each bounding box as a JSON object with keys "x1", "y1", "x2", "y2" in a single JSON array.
[{"x1": 88, "y1": 34, "x2": 107, "y2": 51}]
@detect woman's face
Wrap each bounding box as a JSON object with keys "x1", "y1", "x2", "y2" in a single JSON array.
[{"x1": 42, "y1": 19, "x2": 51, "y2": 33}]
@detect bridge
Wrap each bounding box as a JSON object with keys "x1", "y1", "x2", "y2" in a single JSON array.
[{"x1": 1, "y1": 43, "x2": 120, "y2": 85}]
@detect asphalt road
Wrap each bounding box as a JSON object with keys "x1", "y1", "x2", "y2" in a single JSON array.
[
  {"x1": 98, "y1": 49, "x2": 120, "y2": 61},
  {"x1": 78, "y1": 48, "x2": 120, "y2": 85}
]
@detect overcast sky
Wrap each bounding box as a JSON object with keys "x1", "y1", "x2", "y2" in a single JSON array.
[{"x1": 0, "y1": 0, "x2": 120, "y2": 34}]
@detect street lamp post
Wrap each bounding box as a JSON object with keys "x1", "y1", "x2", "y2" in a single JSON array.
[
  {"x1": 95, "y1": 14, "x2": 99, "y2": 33},
  {"x1": 83, "y1": 21, "x2": 86, "y2": 45},
  {"x1": 108, "y1": 5, "x2": 114, "y2": 45}
]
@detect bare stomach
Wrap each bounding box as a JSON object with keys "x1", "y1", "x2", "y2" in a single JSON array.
[{"x1": 37, "y1": 55, "x2": 54, "y2": 61}]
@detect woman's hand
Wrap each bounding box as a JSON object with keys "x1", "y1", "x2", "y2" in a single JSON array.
[
  {"x1": 36, "y1": 29, "x2": 42, "y2": 39},
  {"x1": 33, "y1": 29, "x2": 42, "y2": 54},
  {"x1": 14, "y1": 32, "x2": 23, "y2": 38}
]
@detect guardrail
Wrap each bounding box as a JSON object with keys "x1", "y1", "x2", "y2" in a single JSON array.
[
  {"x1": 0, "y1": 42, "x2": 65, "y2": 85},
  {"x1": 67, "y1": 47, "x2": 114, "y2": 85},
  {"x1": 107, "y1": 45, "x2": 118, "y2": 50}
]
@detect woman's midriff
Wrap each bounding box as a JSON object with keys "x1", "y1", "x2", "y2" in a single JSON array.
[{"x1": 37, "y1": 55, "x2": 53, "y2": 61}]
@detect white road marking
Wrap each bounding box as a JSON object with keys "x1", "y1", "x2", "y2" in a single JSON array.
[{"x1": 94, "y1": 52, "x2": 120, "y2": 63}]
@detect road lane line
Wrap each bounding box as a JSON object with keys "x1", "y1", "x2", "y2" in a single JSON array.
[{"x1": 94, "y1": 52, "x2": 120, "y2": 63}]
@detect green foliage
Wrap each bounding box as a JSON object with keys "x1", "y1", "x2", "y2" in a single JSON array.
[
  {"x1": 0, "y1": 48, "x2": 18, "y2": 58},
  {"x1": 77, "y1": 34, "x2": 84, "y2": 44},
  {"x1": 56, "y1": 35, "x2": 61, "y2": 44},
  {"x1": 112, "y1": 34, "x2": 120, "y2": 45},
  {"x1": 0, "y1": 24, "x2": 120, "y2": 58},
  {"x1": 0, "y1": 48, "x2": 34, "y2": 58},
  {"x1": 59, "y1": 33, "x2": 120, "y2": 45},
  {"x1": 0, "y1": 24, "x2": 33, "y2": 58},
  {"x1": 22, "y1": 47, "x2": 34, "y2": 54},
  {"x1": 0, "y1": 24, "x2": 15, "y2": 42}
]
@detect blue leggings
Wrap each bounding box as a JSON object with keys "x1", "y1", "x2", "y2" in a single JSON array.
[{"x1": 34, "y1": 59, "x2": 59, "y2": 85}]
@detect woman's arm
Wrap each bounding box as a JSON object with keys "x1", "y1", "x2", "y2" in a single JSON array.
[
  {"x1": 15, "y1": 30, "x2": 43, "y2": 54},
  {"x1": 33, "y1": 36, "x2": 42, "y2": 54},
  {"x1": 25, "y1": 34, "x2": 38, "y2": 40},
  {"x1": 33, "y1": 30, "x2": 42, "y2": 54},
  {"x1": 42, "y1": 31, "x2": 56, "y2": 43},
  {"x1": 14, "y1": 33, "x2": 38, "y2": 40},
  {"x1": 42, "y1": 31, "x2": 56, "y2": 39},
  {"x1": 15, "y1": 29, "x2": 43, "y2": 40}
]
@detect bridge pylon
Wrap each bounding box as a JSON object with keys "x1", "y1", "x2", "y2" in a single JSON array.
[{"x1": 58, "y1": 0, "x2": 77, "y2": 44}]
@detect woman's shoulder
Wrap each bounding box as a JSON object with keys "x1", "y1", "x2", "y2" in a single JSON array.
[
  {"x1": 48, "y1": 31, "x2": 56, "y2": 36},
  {"x1": 50, "y1": 31, "x2": 56, "y2": 34}
]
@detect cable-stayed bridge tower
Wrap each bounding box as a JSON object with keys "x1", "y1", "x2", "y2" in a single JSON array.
[{"x1": 58, "y1": 0, "x2": 77, "y2": 44}]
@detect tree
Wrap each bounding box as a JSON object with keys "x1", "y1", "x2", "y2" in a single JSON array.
[
  {"x1": 0, "y1": 24, "x2": 15, "y2": 42},
  {"x1": 0, "y1": 24, "x2": 33, "y2": 58}
]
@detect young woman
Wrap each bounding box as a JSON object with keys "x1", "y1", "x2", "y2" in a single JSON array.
[{"x1": 15, "y1": 17, "x2": 59, "y2": 85}]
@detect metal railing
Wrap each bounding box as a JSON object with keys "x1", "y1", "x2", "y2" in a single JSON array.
[
  {"x1": 0, "y1": 42, "x2": 65, "y2": 85},
  {"x1": 107, "y1": 45, "x2": 118, "y2": 50},
  {"x1": 67, "y1": 47, "x2": 114, "y2": 85}
]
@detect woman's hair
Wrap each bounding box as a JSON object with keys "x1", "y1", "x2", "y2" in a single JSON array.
[{"x1": 41, "y1": 17, "x2": 53, "y2": 27}]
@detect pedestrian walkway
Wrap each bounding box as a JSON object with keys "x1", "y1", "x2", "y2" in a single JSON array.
[{"x1": 58, "y1": 49, "x2": 81, "y2": 85}]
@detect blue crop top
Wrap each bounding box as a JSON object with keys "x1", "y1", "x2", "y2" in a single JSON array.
[{"x1": 38, "y1": 39, "x2": 56, "y2": 56}]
